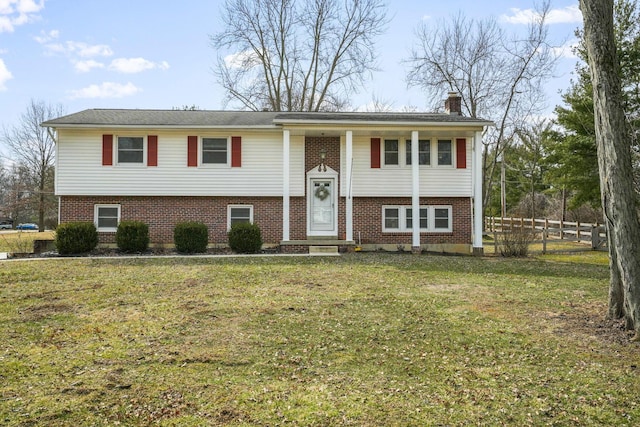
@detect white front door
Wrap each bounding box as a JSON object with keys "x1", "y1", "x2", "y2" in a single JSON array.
[{"x1": 309, "y1": 178, "x2": 337, "y2": 236}]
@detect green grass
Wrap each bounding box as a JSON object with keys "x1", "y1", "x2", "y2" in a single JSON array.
[{"x1": 1, "y1": 253, "x2": 637, "y2": 426}]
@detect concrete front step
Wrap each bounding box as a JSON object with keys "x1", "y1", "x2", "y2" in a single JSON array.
[{"x1": 308, "y1": 245, "x2": 340, "y2": 256}]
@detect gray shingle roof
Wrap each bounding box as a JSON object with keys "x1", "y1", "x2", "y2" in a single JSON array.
[{"x1": 42, "y1": 109, "x2": 493, "y2": 128}]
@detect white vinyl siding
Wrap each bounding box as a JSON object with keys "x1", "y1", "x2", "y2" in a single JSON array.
[
  {"x1": 56, "y1": 129, "x2": 288, "y2": 196},
  {"x1": 344, "y1": 136, "x2": 472, "y2": 197}
]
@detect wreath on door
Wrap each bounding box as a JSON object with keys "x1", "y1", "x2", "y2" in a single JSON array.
[{"x1": 315, "y1": 183, "x2": 330, "y2": 201}]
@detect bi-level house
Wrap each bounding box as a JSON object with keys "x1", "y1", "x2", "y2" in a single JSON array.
[{"x1": 42, "y1": 93, "x2": 492, "y2": 254}]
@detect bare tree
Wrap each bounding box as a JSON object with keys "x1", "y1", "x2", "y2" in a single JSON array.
[
  {"x1": 210, "y1": 0, "x2": 388, "y2": 112},
  {"x1": 581, "y1": 0, "x2": 640, "y2": 340},
  {"x1": 405, "y1": 1, "x2": 558, "y2": 213},
  {"x1": 1, "y1": 100, "x2": 64, "y2": 231}
]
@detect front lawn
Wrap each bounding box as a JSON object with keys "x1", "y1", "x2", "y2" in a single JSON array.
[{"x1": 1, "y1": 254, "x2": 637, "y2": 426}]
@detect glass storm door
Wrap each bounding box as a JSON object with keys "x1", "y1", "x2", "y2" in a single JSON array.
[{"x1": 310, "y1": 178, "x2": 336, "y2": 234}]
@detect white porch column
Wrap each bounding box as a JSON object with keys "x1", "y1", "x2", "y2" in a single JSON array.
[
  {"x1": 411, "y1": 130, "x2": 420, "y2": 250},
  {"x1": 345, "y1": 131, "x2": 353, "y2": 242},
  {"x1": 472, "y1": 130, "x2": 484, "y2": 253},
  {"x1": 282, "y1": 129, "x2": 290, "y2": 242}
]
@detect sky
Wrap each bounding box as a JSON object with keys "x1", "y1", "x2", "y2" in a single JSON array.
[{"x1": 0, "y1": 0, "x2": 583, "y2": 156}]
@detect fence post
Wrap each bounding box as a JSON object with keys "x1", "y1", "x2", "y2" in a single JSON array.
[
  {"x1": 591, "y1": 225, "x2": 599, "y2": 249},
  {"x1": 560, "y1": 218, "x2": 564, "y2": 240},
  {"x1": 577, "y1": 221, "x2": 581, "y2": 241},
  {"x1": 494, "y1": 231, "x2": 498, "y2": 254},
  {"x1": 542, "y1": 227, "x2": 547, "y2": 254}
]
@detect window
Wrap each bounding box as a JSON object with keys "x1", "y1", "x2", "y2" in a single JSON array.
[
  {"x1": 384, "y1": 139, "x2": 399, "y2": 165},
  {"x1": 437, "y1": 140, "x2": 452, "y2": 166},
  {"x1": 202, "y1": 138, "x2": 228, "y2": 164},
  {"x1": 94, "y1": 204, "x2": 120, "y2": 232},
  {"x1": 406, "y1": 207, "x2": 428, "y2": 229},
  {"x1": 383, "y1": 205, "x2": 452, "y2": 233},
  {"x1": 117, "y1": 136, "x2": 144, "y2": 163},
  {"x1": 434, "y1": 207, "x2": 452, "y2": 231},
  {"x1": 384, "y1": 207, "x2": 400, "y2": 230},
  {"x1": 228, "y1": 205, "x2": 253, "y2": 229},
  {"x1": 406, "y1": 140, "x2": 431, "y2": 165}
]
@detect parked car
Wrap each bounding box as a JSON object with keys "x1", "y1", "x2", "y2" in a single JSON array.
[
  {"x1": 0, "y1": 222, "x2": 12, "y2": 230},
  {"x1": 15, "y1": 223, "x2": 39, "y2": 230}
]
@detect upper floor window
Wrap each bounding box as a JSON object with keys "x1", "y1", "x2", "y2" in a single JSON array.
[
  {"x1": 406, "y1": 140, "x2": 431, "y2": 165},
  {"x1": 118, "y1": 136, "x2": 144, "y2": 163},
  {"x1": 202, "y1": 138, "x2": 228, "y2": 164},
  {"x1": 384, "y1": 139, "x2": 399, "y2": 165},
  {"x1": 437, "y1": 140, "x2": 452, "y2": 166}
]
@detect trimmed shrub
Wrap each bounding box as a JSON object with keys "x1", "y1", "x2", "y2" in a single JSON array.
[
  {"x1": 228, "y1": 222, "x2": 263, "y2": 254},
  {"x1": 116, "y1": 221, "x2": 149, "y2": 253},
  {"x1": 55, "y1": 222, "x2": 98, "y2": 255},
  {"x1": 174, "y1": 221, "x2": 209, "y2": 253}
]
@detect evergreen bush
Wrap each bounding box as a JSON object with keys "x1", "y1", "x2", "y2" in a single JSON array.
[
  {"x1": 55, "y1": 222, "x2": 98, "y2": 255},
  {"x1": 228, "y1": 222, "x2": 263, "y2": 254},
  {"x1": 116, "y1": 221, "x2": 149, "y2": 253},
  {"x1": 174, "y1": 221, "x2": 209, "y2": 253}
]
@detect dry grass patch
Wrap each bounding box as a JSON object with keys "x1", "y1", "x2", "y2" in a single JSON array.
[{"x1": 1, "y1": 254, "x2": 638, "y2": 426}]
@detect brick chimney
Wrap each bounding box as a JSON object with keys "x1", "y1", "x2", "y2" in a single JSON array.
[{"x1": 444, "y1": 92, "x2": 462, "y2": 115}]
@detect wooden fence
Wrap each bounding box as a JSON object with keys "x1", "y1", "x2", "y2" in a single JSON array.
[{"x1": 485, "y1": 217, "x2": 607, "y2": 253}]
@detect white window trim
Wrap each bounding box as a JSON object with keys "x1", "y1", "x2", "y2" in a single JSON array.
[
  {"x1": 116, "y1": 135, "x2": 147, "y2": 166},
  {"x1": 406, "y1": 138, "x2": 433, "y2": 167},
  {"x1": 382, "y1": 139, "x2": 401, "y2": 167},
  {"x1": 200, "y1": 136, "x2": 230, "y2": 167},
  {"x1": 227, "y1": 204, "x2": 254, "y2": 230},
  {"x1": 436, "y1": 139, "x2": 455, "y2": 167},
  {"x1": 432, "y1": 205, "x2": 453, "y2": 232},
  {"x1": 382, "y1": 205, "x2": 452, "y2": 233},
  {"x1": 94, "y1": 204, "x2": 121, "y2": 232}
]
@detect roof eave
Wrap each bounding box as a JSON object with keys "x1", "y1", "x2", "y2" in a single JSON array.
[{"x1": 273, "y1": 119, "x2": 494, "y2": 127}]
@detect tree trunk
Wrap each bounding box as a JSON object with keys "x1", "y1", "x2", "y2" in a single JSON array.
[{"x1": 581, "y1": 0, "x2": 640, "y2": 339}]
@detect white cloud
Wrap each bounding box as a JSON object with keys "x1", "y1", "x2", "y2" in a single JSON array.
[
  {"x1": 0, "y1": 58, "x2": 13, "y2": 90},
  {"x1": 109, "y1": 57, "x2": 169, "y2": 74},
  {"x1": 39, "y1": 39, "x2": 113, "y2": 58},
  {"x1": 69, "y1": 82, "x2": 141, "y2": 99},
  {"x1": 65, "y1": 41, "x2": 113, "y2": 57},
  {"x1": 553, "y1": 38, "x2": 579, "y2": 59},
  {"x1": 33, "y1": 28, "x2": 58, "y2": 43},
  {"x1": 501, "y1": 4, "x2": 582, "y2": 25},
  {"x1": 224, "y1": 50, "x2": 260, "y2": 69},
  {"x1": 0, "y1": 0, "x2": 45, "y2": 33},
  {"x1": 73, "y1": 59, "x2": 104, "y2": 73}
]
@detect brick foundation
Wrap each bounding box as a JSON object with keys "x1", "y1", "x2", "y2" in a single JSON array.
[
  {"x1": 60, "y1": 196, "x2": 283, "y2": 244},
  {"x1": 60, "y1": 195, "x2": 471, "y2": 249}
]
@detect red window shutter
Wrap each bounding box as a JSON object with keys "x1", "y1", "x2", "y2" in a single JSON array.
[
  {"x1": 187, "y1": 135, "x2": 198, "y2": 167},
  {"x1": 371, "y1": 138, "x2": 381, "y2": 168},
  {"x1": 231, "y1": 136, "x2": 242, "y2": 167},
  {"x1": 147, "y1": 135, "x2": 158, "y2": 166},
  {"x1": 102, "y1": 134, "x2": 113, "y2": 166},
  {"x1": 456, "y1": 138, "x2": 467, "y2": 169}
]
